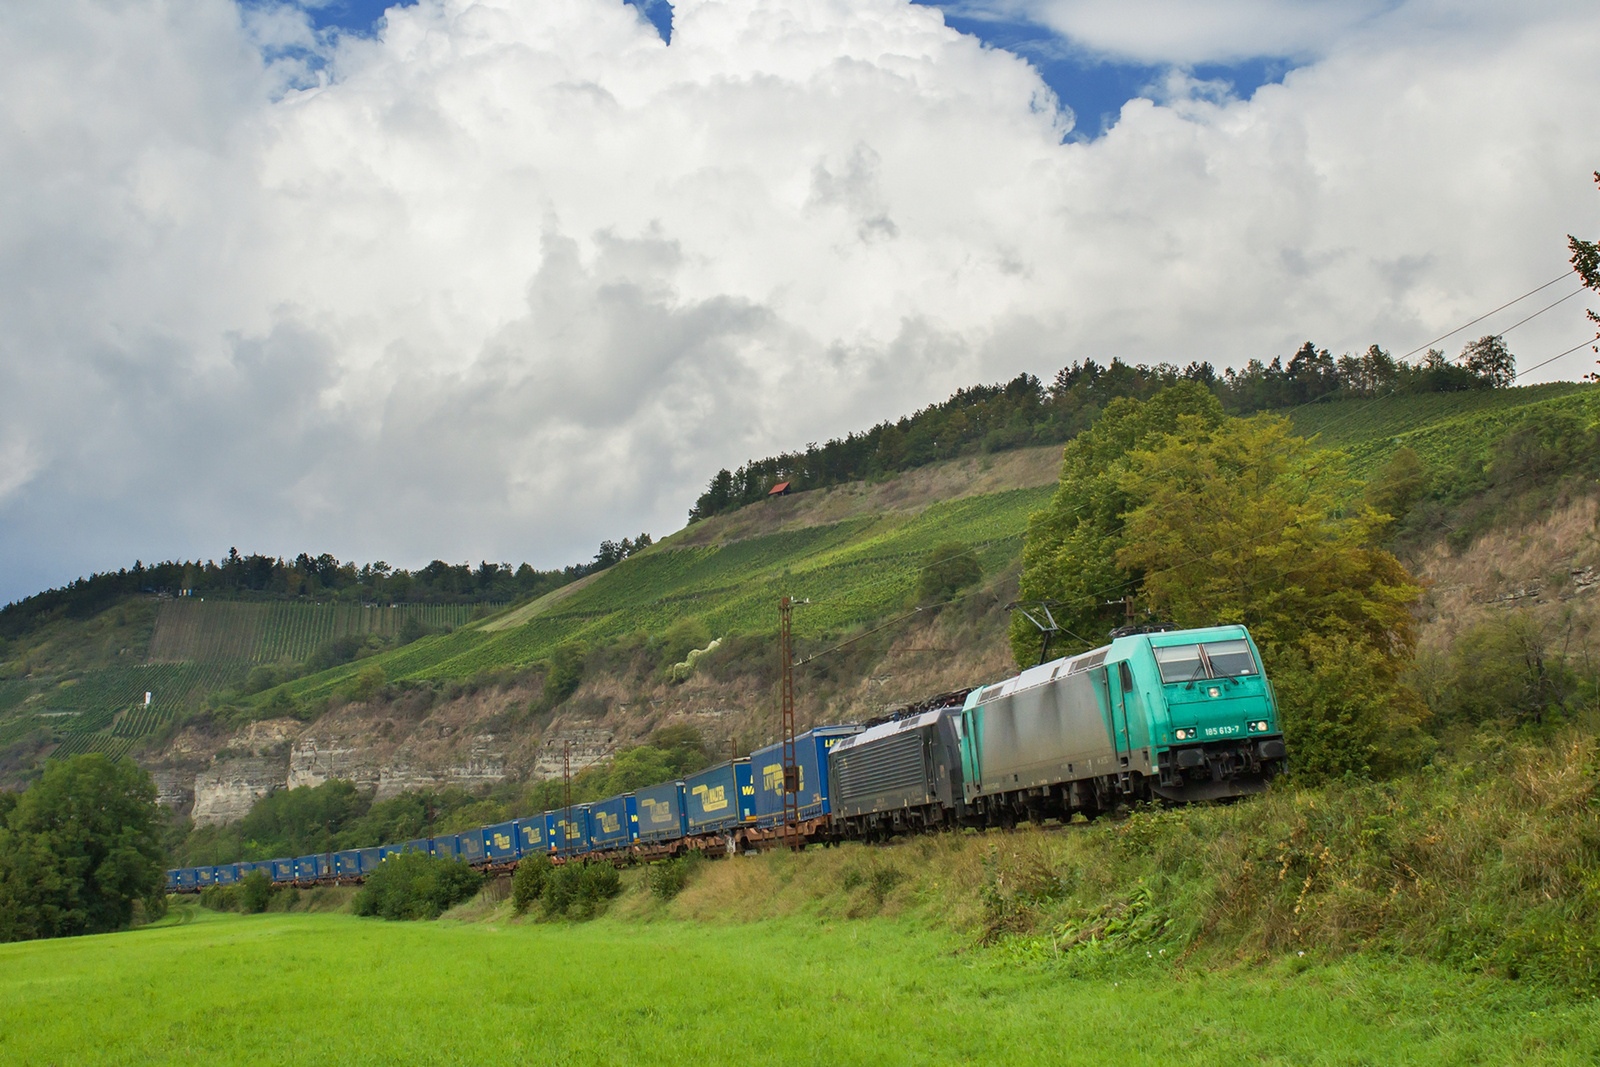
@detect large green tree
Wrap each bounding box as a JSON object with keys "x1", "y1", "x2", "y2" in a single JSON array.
[{"x1": 0, "y1": 754, "x2": 166, "y2": 941}]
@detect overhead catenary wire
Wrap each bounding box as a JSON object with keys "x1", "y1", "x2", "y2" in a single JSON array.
[
  {"x1": 1495, "y1": 286, "x2": 1587, "y2": 338},
  {"x1": 1397, "y1": 269, "x2": 1576, "y2": 360},
  {"x1": 1513, "y1": 336, "x2": 1600, "y2": 381}
]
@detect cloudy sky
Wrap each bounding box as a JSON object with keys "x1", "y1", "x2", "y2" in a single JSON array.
[{"x1": 2, "y1": 0, "x2": 1597, "y2": 604}]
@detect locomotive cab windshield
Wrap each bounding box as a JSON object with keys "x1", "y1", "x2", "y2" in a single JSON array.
[{"x1": 1153, "y1": 639, "x2": 1260, "y2": 684}]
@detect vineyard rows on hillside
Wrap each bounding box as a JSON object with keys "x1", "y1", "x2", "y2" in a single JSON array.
[
  {"x1": 0, "y1": 662, "x2": 251, "y2": 756},
  {"x1": 148, "y1": 600, "x2": 487, "y2": 664},
  {"x1": 1287, "y1": 382, "x2": 1595, "y2": 477}
]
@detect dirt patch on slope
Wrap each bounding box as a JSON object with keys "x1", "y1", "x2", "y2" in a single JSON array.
[{"x1": 1413, "y1": 492, "x2": 1600, "y2": 652}]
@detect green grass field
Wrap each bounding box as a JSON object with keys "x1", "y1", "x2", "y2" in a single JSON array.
[{"x1": 1, "y1": 905, "x2": 1594, "y2": 1065}]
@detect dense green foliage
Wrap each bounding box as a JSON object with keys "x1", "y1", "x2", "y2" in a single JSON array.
[
  {"x1": 1015, "y1": 380, "x2": 1600, "y2": 779},
  {"x1": 1011, "y1": 382, "x2": 1227, "y2": 659},
  {"x1": 0, "y1": 754, "x2": 166, "y2": 941},
  {"x1": 351, "y1": 851, "x2": 483, "y2": 920},
  {"x1": 511, "y1": 852, "x2": 550, "y2": 914},
  {"x1": 535, "y1": 861, "x2": 623, "y2": 920},
  {"x1": 1415, "y1": 613, "x2": 1596, "y2": 730},
  {"x1": 198, "y1": 871, "x2": 286, "y2": 915},
  {"x1": 1114, "y1": 413, "x2": 1425, "y2": 778},
  {"x1": 644, "y1": 853, "x2": 700, "y2": 901}
]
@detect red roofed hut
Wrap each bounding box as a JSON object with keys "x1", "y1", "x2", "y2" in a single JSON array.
[{"x1": 768, "y1": 481, "x2": 791, "y2": 497}]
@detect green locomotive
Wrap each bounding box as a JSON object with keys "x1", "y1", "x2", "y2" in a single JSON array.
[{"x1": 959, "y1": 624, "x2": 1286, "y2": 822}]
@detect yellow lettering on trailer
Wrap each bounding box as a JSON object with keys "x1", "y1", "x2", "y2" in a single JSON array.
[
  {"x1": 691, "y1": 783, "x2": 729, "y2": 812},
  {"x1": 762, "y1": 764, "x2": 804, "y2": 792}
]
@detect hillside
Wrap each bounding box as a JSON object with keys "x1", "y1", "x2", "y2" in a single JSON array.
[{"x1": 0, "y1": 381, "x2": 1596, "y2": 824}]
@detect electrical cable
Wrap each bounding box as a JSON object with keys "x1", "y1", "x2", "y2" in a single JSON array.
[
  {"x1": 1397, "y1": 269, "x2": 1576, "y2": 360},
  {"x1": 1496, "y1": 286, "x2": 1586, "y2": 337},
  {"x1": 1512, "y1": 337, "x2": 1600, "y2": 381}
]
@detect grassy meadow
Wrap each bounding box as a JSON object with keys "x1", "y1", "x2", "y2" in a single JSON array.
[{"x1": 2, "y1": 902, "x2": 1595, "y2": 1066}]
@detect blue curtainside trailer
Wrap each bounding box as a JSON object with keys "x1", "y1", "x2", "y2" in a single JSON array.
[
  {"x1": 684, "y1": 759, "x2": 755, "y2": 834},
  {"x1": 485, "y1": 821, "x2": 520, "y2": 862},
  {"x1": 513, "y1": 817, "x2": 545, "y2": 856},
  {"x1": 334, "y1": 850, "x2": 362, "y2": 879},
  {"x1": 550, "y1": 805, "x2": 592, "y2": 857},
  {"x1": 269, "y1": 858, "x2": 296, "y2": 883},
  {"x1": 457, "y1": 828, "x2": 487, "y2": 866},
  {"x1": 636, "y1": 780, "x2": 688, "y2": 844},
  {"x1": 749, "y1": 725, "x2": 863, "y2": 828},
  {"x1": 431, "y1": 835, "x2": 461, "y2": 863},
  {"x1": 589, "y1": 794, "x2": 637, "y2": 851}
]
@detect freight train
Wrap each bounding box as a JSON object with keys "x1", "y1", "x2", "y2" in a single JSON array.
[{"x1": 167, "y1": 624, "x2": 1287, "y2": 892}]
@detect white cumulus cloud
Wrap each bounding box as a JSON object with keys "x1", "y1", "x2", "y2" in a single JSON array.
[{"x1": 0, "y1": 0, "x2": 1596, "y2": 602}]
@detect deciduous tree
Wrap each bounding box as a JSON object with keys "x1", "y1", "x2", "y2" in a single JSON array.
[{"x1": 0, "y1": 754, "x2": 166, "y2": 941}]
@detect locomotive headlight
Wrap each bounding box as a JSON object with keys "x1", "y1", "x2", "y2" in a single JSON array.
[
  {"x1": 1247, "y1": 720, "x2": 1270, "y2": 732},
  {"x1": 1174, "y1": 727, "x2": 1196, "y2": 741}
]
